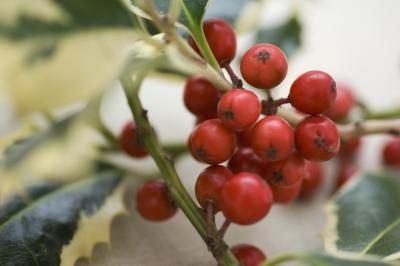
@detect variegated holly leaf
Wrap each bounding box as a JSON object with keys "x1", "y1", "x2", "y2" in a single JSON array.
[
  {"x1": 0, "y1": 0, "x2": 139, "y2": 114},
  {"x1": 0, "y1": 169, "x2": 126, "y2": 266},
  {"x1": 0, "y1": 113, "x2": 107, "y2": 203},
  {"x1": 262, "y1": 252, "x2": 400, "y2": 266},
  {"x1": 324, "y1": 172, "x2": 400, "y2": 261}
]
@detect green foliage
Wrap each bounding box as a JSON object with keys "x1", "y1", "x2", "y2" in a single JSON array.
[
  {"x1": 255, "y1": 15, "x2": 302, "y2": 58},
  {"x1": 0, "y1": 170, "x2": 123, "y2": 265},
  {"x1": 325, "y1": 173, "x2": 400, "y2": 260}
]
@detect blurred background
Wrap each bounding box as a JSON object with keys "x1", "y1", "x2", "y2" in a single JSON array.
[{"x1": 1, "y1": 0, "x2": 400, "y2": 265}]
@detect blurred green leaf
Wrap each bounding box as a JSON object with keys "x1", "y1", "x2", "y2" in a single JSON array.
[
  {"x1": 0, "y1": 0, "x2": 138, "y2": 114},
  {"x1": 255, "y1": 15, "x2": 302, "y2": 58}
]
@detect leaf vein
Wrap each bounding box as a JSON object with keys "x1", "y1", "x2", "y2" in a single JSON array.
[{"x1": 361, "y1": 217, "x2": 400, "y2": 254}]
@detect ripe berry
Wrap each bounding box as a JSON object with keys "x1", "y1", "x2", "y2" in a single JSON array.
[
  {"x1": 237, "y1": 125, "x2": 254, "y2": 147},
  {"x1": 119, "y1": 121, "x2": 147, "y2": 158},
  {"x1": 188, "y1": 19, "x2": 236, "y2": 66},
  {"x1": 217, "y1": 89, "x2": 261, "y2": 130},
  {"x1": 240, "y1": 43, "x2": 288, "y2": 89},
  {"x1": 325, "y1": 84, "x2": 355, "y2": 121},
  {"x1": 189, "y1": 119, "x2": 236, "y2": 164},
  {"x1": 338, "y1": 137, "x2": 361, "y2": 159},
  {"x1": 136, "y1": 180, "x2": 177, "y2": 221},
  {"x1": 184, "y1": 76, "x2": 219, "y2": 118},
  {"x1": 251, "y1": 115, "x2": 294, "y2": 162},
  {"x1": 300, "y1": 161, "x2": 323, "y2": 198},
  {"x1": 269, "y1": 182, "x2": 302, "y2": 204},
  {"x1": 335, "y1": 163, "x2": 358, "y2": 191},
  {"x1": 195, "y1": 165, "x2": 232, "y2": 211},
  {"x1": 295, "y1": 115, "x2": 340, "y2": 161},
  {"x1": 289, "y1": 71, "x2": 336, "y2": 115},
  {"x1": 382, "y1": 137, "x2": 400, "y2": 167},
  {"x1": 228, "y1": 147, "x2": 266, "y2": 177},
  {"x1": 220, "y1": 172, "x2": 273, "y2": 225},
  {"x1": 231, "y1": 244, "x2": 266, "y2": 266},
  {"x1": 264, "y1": 153, "x2": 305, "y2": 188}
]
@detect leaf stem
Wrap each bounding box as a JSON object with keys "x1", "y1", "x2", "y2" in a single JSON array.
[{"x1": 120, "y1": 73, "x2": 239, "y2": 266}]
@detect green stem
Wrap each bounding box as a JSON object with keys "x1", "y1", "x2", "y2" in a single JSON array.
[
  {"x1": 120, "y1": 74, "x2": 239, "y2": 266},
  {"x1": 190, "y1": 26, "x2": 222, "y2": 73},
  {"x1": 262, "y1": 254, "x2": 301, "y2": 266},
  {"x1": 364, "y1": 107, "x2": 400, "y2": 120},
  {"x1": 163, "y1": 142, "x2": 188, "y2": 159}
]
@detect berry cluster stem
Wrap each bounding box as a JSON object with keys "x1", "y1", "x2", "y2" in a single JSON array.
[
  {"x1": 120, "y1": 73, "x2": 239, "y2": 266},
  {"x1": 224, "y1": 64, "x2": 243, "y2": 88}
]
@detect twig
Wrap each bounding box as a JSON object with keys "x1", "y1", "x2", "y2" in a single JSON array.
[{"x1": 218, "y1": 219, "x2": 231, "y2": 238}]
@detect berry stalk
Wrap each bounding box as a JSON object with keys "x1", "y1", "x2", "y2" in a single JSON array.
[{"x1": 120, "y1": 73, "x2": 239, "y2": 266}]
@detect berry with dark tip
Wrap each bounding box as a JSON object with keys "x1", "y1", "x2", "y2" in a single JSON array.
[
  {"x1": 295, "y1": 115, "x2": 340, "y2": 161},
  {"x1": 251, "y1": 115, "x2": 294, "y2": 162},
  {"x1": 289, "y1": 71, "x2": 336, "y2": 115},
  {"x1": 189, "y1": 119, "x2": 237, "y2": 164},
  {"x1": 217, "y1": 89, "x2": 261, "y2": 130},
  {"x1": 240, "y1": 43, "x2": 288, "y2": 89}
]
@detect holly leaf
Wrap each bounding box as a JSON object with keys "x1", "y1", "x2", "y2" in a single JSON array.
[
  {"x1": 0, "y1": 169, "x2": 126, "y2": 266},
  {"x1": 324, "y1": 173, "x2": 400, "y2": 261},
  {"x1": 262, "y1": 252, "x2": 400, "y2": 266},
  {"x1": 0, "y1": 0, "x2": 138, "y2": 114},
  {"x1": 255, "y1": 15, "x2": 302, "y2": 58},
  {"x1": 0, "y1": 114, "x2": 107, "y2": 203}
]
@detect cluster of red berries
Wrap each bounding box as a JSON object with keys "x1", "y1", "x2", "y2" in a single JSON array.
[
  {"x1": 116, "y1": 18, "x2": 400, "y2": 266},
  {"x1": 186, "y1": 18, "x2": 339, "y2": 229}
]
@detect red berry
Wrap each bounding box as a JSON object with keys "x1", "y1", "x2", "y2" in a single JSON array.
[
  {"x1": 217, "y1": 89, "x2": 261, "y2": 130},
  {"x1": 325, "y1": 84, "x2": 355, "y2": 121},
  {"x1": 335, "y1": 163, "x2": 358, "y2": 191},
  {"x1": 184, "y1": 76, "x2": 219, "y2": 118},
  {"x1": 119, "y1": 121, "x2": 147, "y2": 158},
  {"x1": 382, "y1": 137, "x2": 400, "y2": 167},
  {"x1": 269, "y1": 181, "x2": 302, "y2": 204},
  {"x1": 220, "y1": 172, "x2": 273, "y2": 225},
  {"x1": 251, "y1": 115, "x2": 294, "y2": 162},
  {"x1": 237, "y1": 125, "x2": 254, "y2": 147},
  {"x1": 240, "y1": 43, "x2": 288, "y2": 89},
  {"x1": 300, "y1": 161, "x2": 324, "y2": 198},
  {"x1": 264, "y1": 154, "x2": 305, "y2": 188},
  {"x1": 195, "y1": 165, "x2": 232, "y2": 211},
  {"x1": 338, "y1": 137, "x2": 361, "y2": 159},
  {"x1": 295, "y1": 115, "x2": 340, "y2": 161},
  {"x1": 136, "y1": 180, "x2": 177, "y2": 221},
  {"x1": 231, "y1": 244, "x2": 267, "y2": 266},
  {"x1": 228, "y1": 147, "x2": 266, "y2": 177},
  {"x1": 289, "y1": 71, "x2": 336, "y2": 115},
  {"x1": 189, "y1": 119, "x2": 237, "y2": 164},
  {"x1": 188, "y1": 19, "x2": 236, "y2": 66}
]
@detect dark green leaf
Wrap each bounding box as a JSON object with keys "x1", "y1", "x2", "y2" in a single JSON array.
[
  {"x1": 263, "y1": 252, "x2": 399, "y2": 266},
  {"x1": 299, "y1": 252, "x2": 398, "y2": 266},
  {"x1": 325, "y1": 173, "x2": 400, "y2": 259},
  {"x1": 0, "y1": 0, "x2": 133, "y2": 40},
  {"x1": 0, "y1": 170, "x2": 123, "y2": 265},
  {"x1": 255, "y1": 15, "x2": 302, "y2": 58}
]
